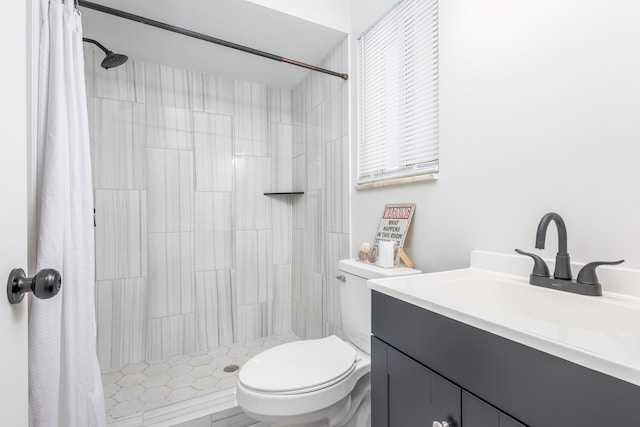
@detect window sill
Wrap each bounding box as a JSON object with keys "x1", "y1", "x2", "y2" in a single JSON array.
[{"x1": 355, "y1": 172, "x2": 438, "y2": 190}]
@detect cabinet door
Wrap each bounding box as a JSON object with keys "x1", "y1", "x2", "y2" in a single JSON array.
[
  {"x1": 372, "y1": 337, "x2": 461, "y2": 427},
  {"x1": 431, "y1": 370, "x2": 463, "y2": 427},
  {"x1": 372, "y1": 336, "x2": 389, "y2": 426},
  {"x1": 387, "y1": 344, "x2": 430, "y2": 426},
  {"x1": 462, "y1": 391, "x2": 526, "y2": 427}
]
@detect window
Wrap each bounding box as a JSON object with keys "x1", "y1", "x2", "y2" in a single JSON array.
[{"x1": 358, "y1": 0, "x2": 439, "y2": 188}]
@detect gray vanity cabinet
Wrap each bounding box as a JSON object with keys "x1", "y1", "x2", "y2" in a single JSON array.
[
  {"x1": 372, "y1": 336, "x2": 521, "y2": 427},
  {"x1": 371, "y1": 291, "x2": 640, "y2": 426},
  {"x1": 372, "y1": 336, "x2": 461, "y2": 426},
  {"x1": 461, "y1": 392, "x2": 523, "y2": 427}
]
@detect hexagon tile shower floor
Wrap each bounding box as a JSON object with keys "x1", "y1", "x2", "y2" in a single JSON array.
[{"x1": 102, "y1": 333, "x2": 298, "y2": 423}]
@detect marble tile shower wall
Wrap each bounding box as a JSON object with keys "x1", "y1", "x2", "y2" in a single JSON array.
[
  {"x1": 85, "y1": 46, "x2": 296, "y2": 370},
  {"x1": 291, "y1": 38, "x2": 350, "y2": 340}
]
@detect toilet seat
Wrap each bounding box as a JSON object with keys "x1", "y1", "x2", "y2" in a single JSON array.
[
  {"x1": 236, "y1": 348, "x2": 371, "y2": 421},
  {"x1": 239, "y1": 335, "x2": 357, "y2": 395}
]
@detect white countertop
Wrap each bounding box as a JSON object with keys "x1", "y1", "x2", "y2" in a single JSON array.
[{"x1": 367, "y1": 250, "x2": 640, "y2": 386}]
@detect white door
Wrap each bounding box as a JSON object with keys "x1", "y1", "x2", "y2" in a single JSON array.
[{"x1": 0, "y1": 1, "x2": 31, "y2": 425}]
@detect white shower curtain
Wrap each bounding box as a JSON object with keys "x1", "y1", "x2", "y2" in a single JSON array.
[{"x1": 30, "y1": 0, "x2": 106, "y2": 425}]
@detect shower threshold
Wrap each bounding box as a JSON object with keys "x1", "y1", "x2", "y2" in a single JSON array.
[{"x1": 103, "y1": 333, "x2": 297, "y2": 426}]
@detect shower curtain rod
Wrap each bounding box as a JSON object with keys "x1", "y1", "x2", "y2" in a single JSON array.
[{"x1": 77, "y1": 1, "x2": 348, "y2": 80}]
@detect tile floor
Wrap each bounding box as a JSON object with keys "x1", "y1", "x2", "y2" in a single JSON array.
[{"x1": 102, "y1": 333, "x2": 298, "y2": 424}]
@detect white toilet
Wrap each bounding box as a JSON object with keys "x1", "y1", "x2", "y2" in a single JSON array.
[{"x1": 236, "y1": 258, "x2": 421, "y2": 427}]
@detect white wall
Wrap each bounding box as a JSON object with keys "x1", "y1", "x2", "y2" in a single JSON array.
[
  {"x1": 351, "y1": 0, "x2": 640, "y2": 274},
  {"x1": 350, "y1": 0, "x2": 397, "y2": 35},
  {"x1": 246, "y1": 0, "x2": 351, "y2": 33},
  {"x1": 0, "y1": 0, "x2": 29, "y2": 424}
]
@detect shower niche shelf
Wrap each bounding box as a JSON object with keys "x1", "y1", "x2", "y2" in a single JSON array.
[{"x1": 263, "y1": 192, "x2": 304, "y2": 196}]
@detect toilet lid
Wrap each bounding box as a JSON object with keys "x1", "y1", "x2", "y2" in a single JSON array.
[{"x1": 238, "y1": 335, "x2": 357, "y2": 394}]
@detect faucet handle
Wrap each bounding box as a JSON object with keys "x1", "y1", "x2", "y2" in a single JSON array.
[
  {"x1": 576, "y1": 260, "x2": 624, "y2": 286},
  {"x1": 515, "y1": 249, "x2": 550, "y2": 277}
]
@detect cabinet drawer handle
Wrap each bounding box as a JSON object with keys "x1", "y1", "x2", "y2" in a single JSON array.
[
  {"x1": 433, "y1": 422, "x2": 450, "y2": 427},
  {"x1": 335, "y1": 275, "x2": 346, "y2": 282}
]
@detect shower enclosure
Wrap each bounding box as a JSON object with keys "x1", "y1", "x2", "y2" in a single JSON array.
[{"x1": 84, "y1": 34, "x2": 350, "y2": 424}]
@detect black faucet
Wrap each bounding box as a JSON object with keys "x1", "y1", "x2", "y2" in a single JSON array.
[
  {"x1": 516, "y1": 212, "x2": 624, "y2": 296},
  {"x1": 535, "y1": 212, "x2": 572, "y2": 280}
]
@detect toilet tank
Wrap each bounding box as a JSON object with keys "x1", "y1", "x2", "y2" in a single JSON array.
[{"x1": 338, "y1": 259, "x2": 421, "y2": 354}]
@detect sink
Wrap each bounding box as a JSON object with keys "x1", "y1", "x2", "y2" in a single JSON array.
[
  {"x1": 432, "y1": 277, "x2": 639, "y2": 332},
  {"x1": 368, "y1": 263, "x2": 640, "y2": 386}
]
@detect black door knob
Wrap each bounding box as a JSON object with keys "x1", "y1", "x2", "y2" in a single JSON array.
[{"x1": 6, "y1": 268, "x2": 62, "y2": 304}]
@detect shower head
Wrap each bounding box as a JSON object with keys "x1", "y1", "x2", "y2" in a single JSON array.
[
  {"x1": 82, "y1": 37, "x2": 128, "y2": 69},
  {"x1": 100, "y1": 52, "x2": 129, "y2": 69}
]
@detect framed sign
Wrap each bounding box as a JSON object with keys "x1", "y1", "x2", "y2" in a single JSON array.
[{"x1": 373, "y1": 204, "x2": 416, "y2": 248}]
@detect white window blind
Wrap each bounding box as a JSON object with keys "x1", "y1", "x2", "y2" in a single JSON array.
[{"x1": 358, "y1": 0, "x2": 439, "y2": 186}]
